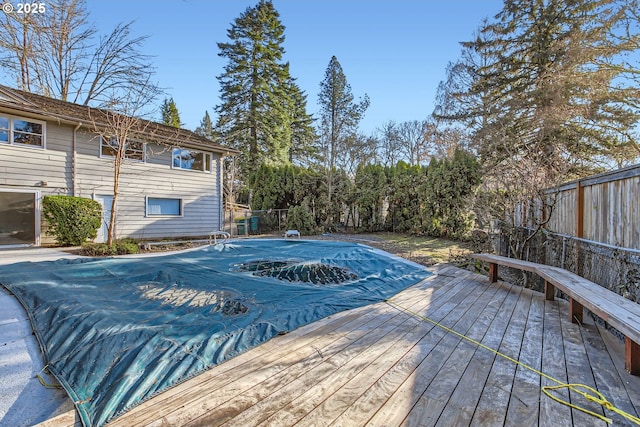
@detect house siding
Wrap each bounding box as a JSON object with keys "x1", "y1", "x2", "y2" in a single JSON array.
[
  {"x1": 1, "y1": 117, "x2": 224, "y2": 245},
  {"x1": 74, "y1": 131, "x2": 222, "y2": 240},
  {"x1": 0, "y1": 121, "x2": 72, "y2": 192}
]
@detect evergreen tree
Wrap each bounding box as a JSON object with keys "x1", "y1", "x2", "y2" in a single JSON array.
[
  {"x1": 465, "y1": 0, "x2": 639, "y2": 178},
  {"x1": 160, "y1": 97, "x2": 182, "y2": 128},
  {"x1": 355, "y1": 164, "x2": 387, "y2": 231},
  {"x1": 385, "y1": 161, "x2": 423, "y2": 233},
  {"x1": 286, "y1": 77, "x2": 318, "y2": 166},
  {"x1": 195, "y1": 110, "x2": 214, "y2": 140},
  {"x1": 318, "y1": 55, "x2": 369, "y2": 225},
  {"x1": 215, "y1": 0, "x2": 313, "y2": 183},
  {"x1": 433, "y1": 26, "x2": 493, "y2": 155},
  {"x1": 434, "y1": 0, "x2": 640, "y2": 234},
  {"x1": 421, "y1": 149, "x2": 481, "y2": 238}
]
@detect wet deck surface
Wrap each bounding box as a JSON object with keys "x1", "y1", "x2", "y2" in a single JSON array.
[{"x1": 27, "y1": 264, "x2": 640, "y2": 426}]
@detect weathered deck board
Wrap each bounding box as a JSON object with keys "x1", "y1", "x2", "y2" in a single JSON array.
[
  {"x1": 539, "y1": 300, "x2": 572, "y2": 427},
  {"x1": 400, "y1": 281, "x2": 504, "y2": 426},
  {"x1": 214, "y1": 277, "x2": 468, "y2": 427},
  {"x1": 559, "y1": 303, "x2": 608, "y2": 426},
  {"x1": 433, "y1": 282, "x2": 521, "y2": 426},
  {"x1": 41, "y1": 265, "x2": 640, "y2": 427},
  {"x1": 364, "y1": 273, "x2": 502, "y2": 427},
  {"x1": 254, "y1": 271, "x2": 482, "y2": 427},
  {"x1": 588, "y1": 319, "x2": 640, "y2": 424},
  {"x1": 468, "y1": 284, "x2": 526, "y2": 427},
  {"x1": 326, "y1": 281, "x2": 511, "y2": 427},
  {"x1": 505, "y1": 286, "x2": 544, "y2": 427}
]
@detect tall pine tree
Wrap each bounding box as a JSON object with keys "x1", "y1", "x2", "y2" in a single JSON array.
[
  {"x1": 466, "y1": 0, "x2": 639, "y2": 178},
  {"x1": 286, "y1": 75, "x2": 318, "y2": 165},
  {"x1": 318, "y1": 55, "x2": 369, "y2": 226},
  {"x1": 435, "y1": 0, "x2": 640, "y2": 234},
  {"x1": 195, "y1": 110, "x2": 214, "y2": 140},
  {"x1": 215, "y1": 0, "x2": 313, "y2": 185},
  {"x1": 160, "y1": 97, "x2": 182, "y2": 128}
]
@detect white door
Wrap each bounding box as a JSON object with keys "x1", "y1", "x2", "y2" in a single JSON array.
[{"x1": 94, "y1": 195, "x2": 113, "y2": 243}]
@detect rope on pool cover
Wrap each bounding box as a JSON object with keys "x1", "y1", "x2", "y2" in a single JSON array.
[
  {"x1": 36, "y1": 365, "x2": 63, "y2": 389},
  {"x1": 385, "y1": 298, "x2": 640, "y2": 426}
]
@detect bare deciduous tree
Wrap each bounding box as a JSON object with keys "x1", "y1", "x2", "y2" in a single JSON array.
[
  {"x1": 0, "y1": 0, "x2": 154, "y2": 107},
  {"x1": 376, "y1": 120, "x2": 401, "y2": 167},
  {"x1": 397, "y1": 120, "x2": 429, "y2": 166},
  {"x1": 88, "y1": 78, "x2": 163, "y2": 245},
  {"x1": 0, "y1": 10, "x2": 39, "y2": 90},
  {"x1": 336, "y1": 133, "x2": 378, "y2": 178}
]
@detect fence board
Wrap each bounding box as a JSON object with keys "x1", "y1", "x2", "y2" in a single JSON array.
[{"x1": 529, "y1": 164, "x2": 640, "y2": 250}]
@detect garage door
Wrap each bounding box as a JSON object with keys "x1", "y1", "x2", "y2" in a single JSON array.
[{"x1": 0, "y1": 191, "x2": 37, "y2": 246}]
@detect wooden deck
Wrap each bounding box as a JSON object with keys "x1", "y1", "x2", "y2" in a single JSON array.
[{"x1": 44, "y1": 265, "x2": 640, "y2": 427}]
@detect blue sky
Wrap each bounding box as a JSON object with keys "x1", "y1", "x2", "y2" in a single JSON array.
[{"x1": 87, "y1": 0, "x2": 504, "y2": 135}]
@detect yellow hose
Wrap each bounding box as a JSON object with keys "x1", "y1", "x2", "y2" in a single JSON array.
[{"x1": 385, "y1": 298, "x2": 640, "y2": 425}]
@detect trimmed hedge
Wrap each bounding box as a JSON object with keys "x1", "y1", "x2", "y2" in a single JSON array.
[{"x1": 43, "y1": 195, "x2": 102, "y2": 246}]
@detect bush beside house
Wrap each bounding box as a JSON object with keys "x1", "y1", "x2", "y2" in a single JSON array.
[{"x1": 43, "y1": 196, "x2": 102, "y2": 246}]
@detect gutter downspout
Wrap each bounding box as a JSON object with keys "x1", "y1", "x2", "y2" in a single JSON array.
[{"x1": 72, "y1": 122, "x2": 81, "y2": 196}]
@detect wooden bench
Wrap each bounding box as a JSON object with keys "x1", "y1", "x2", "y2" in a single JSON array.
[{"x1": 472, "y1": 253, "x2": 640, "y2": 375}]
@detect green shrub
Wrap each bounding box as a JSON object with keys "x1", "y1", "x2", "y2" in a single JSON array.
[
  {"x1": 80, "y1": 239, "x2": 139, "y2": 256},
  {"x1": 286, "y1": 204, "x2": 315, "y2": 235},
  {"x1": 42, "y1": 195, "x2": 102, "y2": 246}
]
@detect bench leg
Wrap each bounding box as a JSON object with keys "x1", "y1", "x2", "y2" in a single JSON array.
[
  {"x1": 626, "y1": 338, "x2": 640, "y2": 375},
  {"x1": 544, "y1": 281, "x2": 555, "y2": 301},
  {"x1": 488, "y1": 263, "x2": 498, "y2": 283},
  {"x1": 570, "y1": 298, "x2": 583, "y2": 324}
]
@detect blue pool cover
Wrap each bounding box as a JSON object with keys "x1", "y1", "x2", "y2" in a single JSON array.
[{"x1": 1, "y1": 239, "x2": 431, "y2": 426}]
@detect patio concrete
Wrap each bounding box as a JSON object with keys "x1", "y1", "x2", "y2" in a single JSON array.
[{"x1": 0, "y1": 248, "x2": 79, "y2": 427}]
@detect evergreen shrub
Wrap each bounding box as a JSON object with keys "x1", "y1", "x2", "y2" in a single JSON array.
[
  {"x1": 286, "y1": 205, "x2": 315, "y2": 235},
  {"x1": 42, "y1": 195, "x2": 102, "y2": 246},
  {"x1": 80, "y1": 239, "x2": 139, "y2": 256}
]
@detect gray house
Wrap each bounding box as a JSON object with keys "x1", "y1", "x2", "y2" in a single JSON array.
[{"x1": 0, "y1": 85, "x2": 236, "y2": 247}]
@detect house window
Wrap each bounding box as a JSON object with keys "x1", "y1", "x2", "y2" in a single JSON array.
[
  {"x1": 146, "y1": 197, "x2": 182, "y2": 216},
  {"x1": 172, "y1": 148, "x2": 212, "y2": 172},
  {"x1": 0, "y1": 115, "x2": 45, "y2": 148},
  {"x1": 0, "y1": 117, "x2": 8, "y2": 143},
  {"x1": 101, "y1": 137, "x2": 145, "y2": 161}
]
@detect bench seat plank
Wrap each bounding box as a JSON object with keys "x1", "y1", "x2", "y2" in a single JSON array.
[
  {"x1": 471, "y1": 253, "x2": 640, "y2": 375},
  {"x1": 472, "y1": 254, "x2": 540, "y2": 274},
  {"x1": 538, "y1": 267, "x2": 640, "y2": 344}
]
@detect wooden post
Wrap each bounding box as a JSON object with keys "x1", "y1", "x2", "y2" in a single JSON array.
[
  {"x1": 575, "y1": 180, "x2": 585, "y2": 276},
  {"x1": 625, "y1": 338, "x2": 640, "y2": 375},
  {"x1": 544, "y1": 281, "x2": 555, "y2": 301},
  {"x1": 489, "y1": 263, "x2": 498, "y2": 283},
  {"x1": 576, "y1": 180, "x2": 584, "y2": 238},
  {"x1": 570, "y1": 297, "x2": 583, "y2": 323}
]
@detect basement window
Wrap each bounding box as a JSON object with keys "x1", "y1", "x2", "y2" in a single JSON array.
[{"x1": 146, "y1": 197, "x2": 183, "y2": 217}]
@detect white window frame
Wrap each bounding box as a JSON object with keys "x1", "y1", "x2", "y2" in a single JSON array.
[
  {"x1": 100, "y1": 136, "x2": 146, "y2": 162},
  {"x1": 0, "y1": 114, "x2": 46, "y2": 149},
  {"x1": 145, "y1": 196, "x2": 183, "y2": 217},
  {"x1": 172, "y1": 148, "x2": 213, "y2": 173}
]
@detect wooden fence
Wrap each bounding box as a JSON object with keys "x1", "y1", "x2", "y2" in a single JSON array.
[{"x1": 515, "y1": 164, "x2": 640, "y2": 250}]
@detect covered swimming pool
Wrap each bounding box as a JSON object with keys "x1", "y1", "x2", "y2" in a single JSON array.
[{"x1": 0, "y1": 239, "x2": 431, "y2": 427}]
